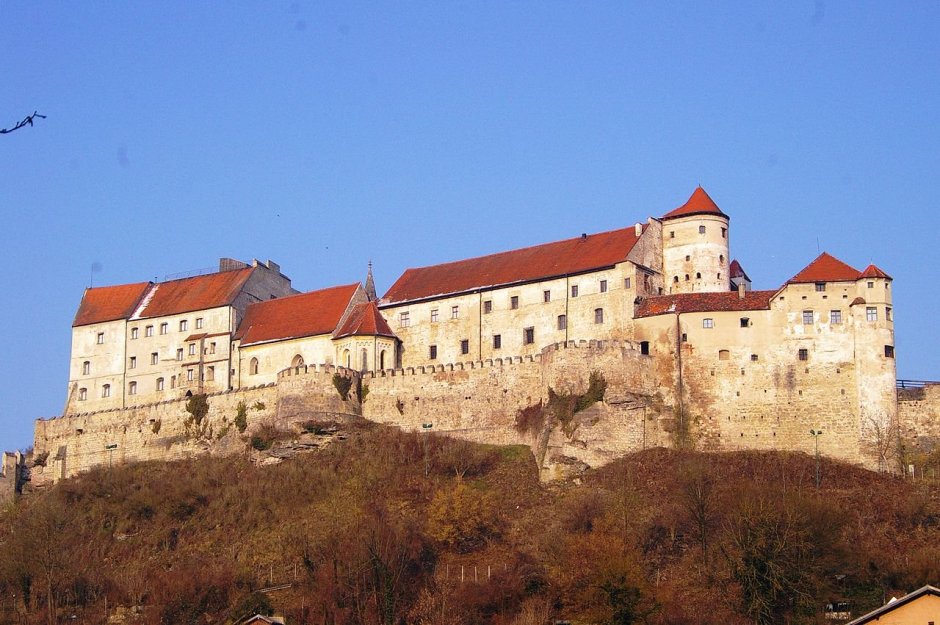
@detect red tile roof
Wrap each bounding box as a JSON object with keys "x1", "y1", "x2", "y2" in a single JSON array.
[
  {"x1": 73, "y1": 282, "x2": 152, "y2": 327},
  {"x1": 235, "y1": 283, "x2": 360, "y2": 346},
  {"x1": 661, "y1": 187, "x2": 728, "y2": 221},
  {"x1": 788, "y1": 252, "x2": 860, "y2": 283},
  {"x1": 635, "y1": 290, "x2": 776, "y2": 318},
  {"x1": 333, "y1": 301, "x2": 397, "y2": 339},
  {"x1": 133, "y1": 268, "x2": 255, "y2": 319},
  {"x1": 859, "y1": 264, "x2": 892, "y2": 280},
  {"x1": 729, "y1": 259, "x2": 750, "y2": 281},
  {"x1": 382, "y1": 225, "x2": 647, "y2": 304}
]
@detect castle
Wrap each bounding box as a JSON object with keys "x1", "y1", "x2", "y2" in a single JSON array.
[{"x1": 29, "y1": 187, "x2": 937, "y2": 486}]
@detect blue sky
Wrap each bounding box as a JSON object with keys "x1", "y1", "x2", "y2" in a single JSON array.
[{"x1": 1, "y1": 2, "x2": 938, "y2": 450}]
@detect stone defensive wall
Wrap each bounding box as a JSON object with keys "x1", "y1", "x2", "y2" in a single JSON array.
[{"x1": 897, "y1": 382, "x2": 940, "y2": 458}]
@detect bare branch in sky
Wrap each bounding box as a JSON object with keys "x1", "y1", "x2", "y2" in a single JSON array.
[{"x1": 1, "y1": 111, "x2": 46, "y2": 135}]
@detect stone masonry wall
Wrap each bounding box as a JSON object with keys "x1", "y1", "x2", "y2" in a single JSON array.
[{"x1": 898, "y1": 384, "x2": 940, "y2": 456}]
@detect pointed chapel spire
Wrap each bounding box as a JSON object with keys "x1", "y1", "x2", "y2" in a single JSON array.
[{"x1": 364, "y1": 261, "x2": 377, "y2": 301}]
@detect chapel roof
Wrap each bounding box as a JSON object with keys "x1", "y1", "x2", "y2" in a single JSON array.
[
  {"x1": 859, "y1": 264, "x2": 892, "y2": 280},
  {"x1": 729, "y1": 259, "x2": 750, "y2": 281},
  {"x1": 333, "y1": 301, "x2": 396, "y2": 339},
  {"x1": 787, "y1": 252, "x2": 861, "y2": 283},
  {"x1": 661, "y1": 186, "x2": 728, "y2": 221},
  {"x1": 634, "y1": 290, "x2": 776, "y2": 318},
  {"x1": 382, "y1": 224, "x2": 648, "y2": 305},
  {"x1": 73, "y1": 282, "x2": 152, "y2": 327},
  {"x1": 131, "y1": 267, "x2": 256, "y2": 319},
  {"x1": 235, "y1": 283, "x2": 361, "y2": 346}
]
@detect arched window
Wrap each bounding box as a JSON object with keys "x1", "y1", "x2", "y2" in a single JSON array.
[
  {"x1": 685, "y1": 274, "x2": 690, "y2": 281},
  {"x1": 206, "y1": 366, "x2": 215, "y2": 382},
  {"x1": 156, "y1": 377, "x2": 164, "y2": 391},
  {"x1": 719, "y1": 349, "x2": 730, "y2": 361},
  {"x1": 379, "y1": 350, "x2": 386, "y2": 370},
  {"x1": 249, "y1": 358, "x2": 259, "y2": 375},
  {"x1": 343, "y1": 349, "x2": 351, "y2": 368},
  {"x1": 673, "y1": 276, "x2": 679, "y2": 283},
  {"x1": 128, "y1": 381, "x2": 137, "y2": 395},
  {"x1": 170, "y1": 376, "x2": 176, "y2": 389},
  {"x1": 78, "y1": 387, "x2": 87, "y2": 401},
  {"x1": 82, "y1": 361, "x2": 90, "y2": 375},
  {"x1": 101, "y1": 384, "x2": 111, "y2": 398},
  {"x1": 291, "y1": 354, "x2": 304, "y2": 368},
  {"x1": 696, "y1": 272, "x2": 701, "y2": 279},
  {"x1": 360, "y1": 349, "x2": 368, "y2": 372}
]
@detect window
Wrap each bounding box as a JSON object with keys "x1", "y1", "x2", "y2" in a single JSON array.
[
  {"x1": 867, "y1": 281, "x2": 874, "y2": 288},
  {"x1": 195, "y1": 317, "x2": 203, "y2": 329},
  {"x1": 681, "y1": 333, "x2": 687, "y2": 342},
  {"x1": 179, "y1": 320, "x2": 188, "y2": 332},
  {"x1": 594, "y1": 308, "x2": 604, "y2": 324},
  {"x1": 460, "y1": 339, "x2": 469, "y2": 355},
  {"x1": 82, "y1": 361, "x2": 90, "y2": 375},
  {"x1": 885, "y1": 307, "x2": 892, "y2": 321},
  {"x1": 624, "y1": 277, "x2": 631, "y2": 289},
  {"x1": 685, "y1": 255, "x2": 690, "y2": 261},
  {"x1": 721, "y1": 227, "x2": 727, "y2": 238},
  {"x1": 523, "y1": 327, "x2": 535, "y2": 345},
  {"x1": 740, "y1": 317, "x2": 749, "y2": 328},
  {"x1": 206, "y1": 366, "x2": 215, "y2": 381},
  {"x1": 430, "y1": 309, "x2": 439, "y2": 323},
  {"x1": 151, "y1": 352, "x2": 158, "y2": 365},
  {"x1": 815, "y1": 282, "x2": 826, "y2": 292},
  {"x1": 719, "y1": 255, "x2": 724, "y2": 263},
  {"x1": 866, "y1": 307, "x2": 877, "y2": 322},
  {"x1": 188, "y1": 343, "x2": 196, "y2": 356},
  {"x1": 78, "y1": 387, "x2": 87, "y2": 401},
  {"x1": 170, "y1": 376, "x2": 176, "y2": 389},
  {"x1": 830, "y1": 310, "x2": 842, "y2": 324},
  {"x1": 129, "y1": 356, "x2": 136, "y2": 369},
  {"x1": 160, "y1": 322, "x2": 168, "y2": 335},
  {"x1": 429, "y1": 345, "x2": 438, "y2": 360},
  {"x1": 803, "y1": 310, "x2": 814, "y2": 325},
  {"x1": 156, "y1": 377, "x2": 164, "y2": 391},
  {"x1": 750, "y1": 354, "x2": 759, "y2": 362},
  {"x1": 798, "y1": 348, "x2": 809, "y2": 361},
  {"x1": 669, "y1": 231, "x2": 675, "y2": 238},
  {"x1": 719, "y1": 350, "x2": 730, "y2": 361},
  {"x1": 640, "y1": 341, "x2": 650, "y2": 355},
  {"x1": 209, "y1": 342, "x2": 216, "y2": 354},
  {"x1": 131, "y1": 327, "x2": 139, "y2": 340},
  {"x1": 884, "y1": 345, "x2": 895, "y2": 358},
  {"x1": 699, "y1": 225, "x2": 706, "y2": 234},
  {"x1": 128, "y1": 381, "x2": 137, "y2": 395},
  {"x1": 483, "y1": 300, "x2": 492, "y2": 314},
  {"x1": 400, "y1": 312, "x2": 410, "y2": 328},
  {"x1": 571, "y1": 285, "x2": 578, "y2": 297},
  {"x1": 557, "y1": 314, "x2": 567, "y2": 331},
  {"x1": 176, "y1": 348, "x2": 183, "y2": 361},
  {"x1": 96, "y1": 332, "x2": 104, "y2": 344},
  {"x1": 101, "y1": 384, "x2": 111, "y2": 398},
  {"x1": 451, "y1": 305, "x2": 459, "y2": 319},
  {"x1": 673, "y1": 276, "x2": 679, "y2": 283},
  {"x1": 543, "y1": 290, "x2": 551, "y2": 303},
  {"x1": 600, "y1": 280, "x2": 607, "y2": 293},
  {"x1": 145, "y1": 325, "x2": 153, "y2": 337},
  {"x1": 510, "y1": 296, "x2": 519, "y2": 310},
  {"x1": 685, "y1": 274, "x2": 690, "y2": 281},
  {"x1": 493, "y1": 334, "x2": 501, "y2": 349},
  {"x1": 703, "y1": 318, "x2": 714, "y2": 329},
  {"x1": 249, "y1": 358, "x2": 259, "y2": 375},
  {"x1": 696, "y1": 272, "x2": 701, "y2": 279},
  {"x1": 187, "y1": 369, "x2": 194, "y2": 382}
]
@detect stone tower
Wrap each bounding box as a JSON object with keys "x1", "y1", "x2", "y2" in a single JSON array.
[{"x1": 661, "y1": 187, "x2": 731, "y2": 294}]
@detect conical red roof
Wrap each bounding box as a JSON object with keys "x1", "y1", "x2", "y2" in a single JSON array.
[
  {"x1": 662, "y1": 187, "x2": 728, "y2": 221},
  {"x1": 788, "y1": 252, "x2": 860, "y2": 283},
  {"x1": 859, "y1": 264, "x2": 892, "y2": 280}
]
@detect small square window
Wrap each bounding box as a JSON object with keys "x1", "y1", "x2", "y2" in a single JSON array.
[
  {"x1": 510, "y1": 296, "x2": 519, "y2": 310},
  {"x1": 830, "y1": 310, "x2": 842, "y2": 324},
  {"x1": 131, "y1": 327, "x2": 139, "y2": 340},
  {"x1": 624, "y1": 277, "x2": 631, "y2": 289},
  {"x1": 195, "y1": 317, "x2": 203, "y2": 329},
  {"x1": 129, "y1": 356, "x2": 136, "y2": 369},
  {"x1": 400, "y1": 312, "x2": 410, "y2": 328},
  {"x1": 429, "y1": 345, "x2": 437, "y2": 360},
  {"x1": 543, "y1": 290, "x2": 551, "y2": 303},
  {"x1": 557, "y1": 314, "x2": 567, "y2": 331},
  {"x1": 160, "y1": 322, "x2": 168, "y2": 335},
  {"x1": 96, "y1": 332, "x2": 104, "y2": 344},
  {"x1": 493, "y1": 334, "x2": 501, "y2": 349},
  {"x1": 884, "y1": 345, "x2": 894, "y2": 358},
  {"x1": 523, "y1": 327, "x2": 535, "y2": 345},
  {"x1": 599, "y1": 280, "x2": 607, "y2": 293},
  {"x1": 187, "y1": 369, "x2": 194, "y2": 382},
  {"x1": 703, "y1": 318, "x2": 714, "y2": 329},
  {"x1": 698, "y1": 225, "x2": 706, "y2": 234},
  {"x1": 180, "y1": 320, "x2": 188, "y2": 332},
  {"x1": 571, "y1": 285, "x2": 579, "y2": 297},
  {"x1": 594, "y1": 308, "x2": 604, "y2": 324},
  {"x1": 483, "y1": 300, "x2": 492, "y2": 314},
  {"x1": 866, "y1": 307, "x2": 877, "y2": 322},
  {"x1": 803, "y1": 310, "x2": 814, "y2": 325},
  {"x1": 740, "y1": 317, "x2": 749, "y2": 328},
  {"x1": 460, "y1": 339, "x2": 469, "y2": 355},
  {"x1": 176, "y1": 348, "x2": 183, "y2": 361},
  {"x1": 451, "y1": 305, "x2": 459, "y2": 319},
  {"x1": 430, "y1": 309, "x2": 439, "y2": 323},
  {"x1": 815, "y1": 282, "x2": 826, "y2": 292},
  {"x1": 885, "y1": 307, "x2": 892, "y2": 321},
  {"x1": 867, "y1": 281, "x2": 874, "y2": 288},
  {"x1": 798, "y1": 348, "x2": 809, "y2": 361},
  {"x1": 151, "y1": 352, "x2": 158, "y2": 365},
  {"x1": 750, "y1": 354, "x2": 759, "y2": 362}
]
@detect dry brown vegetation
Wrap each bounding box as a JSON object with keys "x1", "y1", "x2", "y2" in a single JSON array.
[{"x1": 1, "y1": 424, "x2": 938, "y2": 625}]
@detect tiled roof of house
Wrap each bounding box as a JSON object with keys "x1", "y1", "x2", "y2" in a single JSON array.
[
  {"x1": 788, "y1": 252, "x2": 861, "y2": 283},
  {"x1": 73, "y1": 282, "x2": 152, "y2": 327},
  {"x1": 382, "y1": 225, "x2": 647, "y2": 305},
  {"x1": 661, "y1": 187, "x2": 728, "y2": 221},
  {"x1": 333, "y1": 301, "x2": 396, "y2": 339},
  {"x1": 859, "y1": 264, "x2": 892, "y2": 280},
  {"x1": 635, "y1": 290, "x2": 776, "y2": 318},
  {"x1": 236, "y1": 283, "x2": 360, "y2": 346},
  {"x1": 845, "y1": 585, "x2": 940, "y2": 625},
  {"x1": 729, "y1": 259, "x2": 750, "y2": 281},
  {"x1": 133, "y1": 268, "x2": 255, "y2": 319}
]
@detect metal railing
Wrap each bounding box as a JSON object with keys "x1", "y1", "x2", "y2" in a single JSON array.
[{"x1": 896, "y1": 379, "x2": 938, "y2": 389}]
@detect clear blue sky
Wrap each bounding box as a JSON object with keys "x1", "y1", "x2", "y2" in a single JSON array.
[{"x1": 1, "y1": 2, "x2": 938, "y2": 450}]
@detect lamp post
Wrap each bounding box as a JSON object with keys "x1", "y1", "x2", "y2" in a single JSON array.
[
  {"x1": 422, "y1": 423, "x2": 433, "y2": 477},
  {"x1": 809, "y1": 429, "x2": 823, "y2": 488}
]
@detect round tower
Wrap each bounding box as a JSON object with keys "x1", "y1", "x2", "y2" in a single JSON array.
[{"x1": 661, "y1": 187, "x2": 730, "y2": 294}]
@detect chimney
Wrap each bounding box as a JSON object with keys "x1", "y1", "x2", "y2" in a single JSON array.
[
  {"x1": 738, "y1": 282, "x2": 746, "y2": 299},
  {"x1": 266, "y1": 260, "x2": 280, "y2": 273},
  {"x1": 634, "y1": 222, "x2": 642, "y2": 237}
]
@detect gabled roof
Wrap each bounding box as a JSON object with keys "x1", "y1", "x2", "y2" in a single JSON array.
[
  {"x1": 662, "y1": 187, "x2": 728, "y2": 221},
  {"x1": 73, "y1": 282, "x2": 152, "y2": 327},
  {"x1": 729, "y1": 259, "x2": 750, "y2": 281},
  {"x1": 333, "y1": 301, "x2": 396, "y2": 339},
  {"x1": 132, "y1": 267, "x2": 255, "y2": 319},
  {"x1": 788, "y1": 252, "x2": 860, "y2": 284},
  {"x1": 845, "y1": 585, "x2": 940, "y2": 625},
  {"x1": 859, "y1": 264, "x2": 892, "y2": 280},
  {"x1": 382, "y1": 225, "x2": 647, "y2": 305},
  {"x1": 236, "y1": 283, "x2": 360, "y2": 346},
  {"x1": 635, "y1": 290, "x2": 775, "y2": 318}
]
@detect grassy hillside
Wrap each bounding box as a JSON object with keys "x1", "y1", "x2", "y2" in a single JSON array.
[{"x1": 1, "y1": 422, "x2": 938, "y2": 625}]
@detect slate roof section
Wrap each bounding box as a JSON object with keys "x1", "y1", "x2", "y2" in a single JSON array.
[
  {"x1": 788, "y1": 252, "x2": 861, "y2": 283},
  {"x1": 661, "y1": 187, "x2": 728, "y2": 221},
  {"x1": 729, "y1": 259, "x2": 750, "y2": 281},
  {"x1": 382, "y1": 225, "x2": 648, "y2": 305},
  {"x1": 859, "y1": 264, "x2": 892, "y2": 280},
  {"x1": 333, "y1": 301, "x2": 396, "y2": 339},
  {"x1": 845, "y1": 584, "x2": 940, "y2": 625},
  {"x1": 235, "y1": 283, "x2": 360, "y2": 346},
  {"x1": 133, "y1": 268, "x2": 255, "y2": 319},
  {"x1": 635, "y1": 290, "x2": 776, "y2": 318},
  {"x1": 73, "y1": 282, "x2": 152, "y2": 327}
]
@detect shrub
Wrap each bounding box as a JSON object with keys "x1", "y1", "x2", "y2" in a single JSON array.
[
  {"x1": 396, "y1": 398, "x2": 406, "y2": 414},
  {"x1": 514, "y1": 401, "x2": 544, "y2": 434},
  {"x1": 332, "y1": 373, "x2": 353, "y2": 400},
  {"x1": 151, "y1": 419, "x2": 162, "y2": 435},
  {"x1": 234, "y1": 402, "x2": 248, "y2": 433},
  {"x1": 185, "y1": 393, "x2": 209, "y2": 425},
  {"x1": 32, "y1": 451, "x2": 49, "y2": 467}
]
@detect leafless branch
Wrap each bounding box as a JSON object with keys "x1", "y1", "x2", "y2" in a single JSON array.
[{"x1": 1, "y1": 111, "x2": 46, "y2": 135}]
